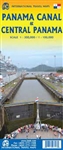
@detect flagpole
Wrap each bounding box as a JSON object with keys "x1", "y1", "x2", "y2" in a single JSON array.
[{"x1": 35, "y1": 97, "x2": 41, "y2": 130}]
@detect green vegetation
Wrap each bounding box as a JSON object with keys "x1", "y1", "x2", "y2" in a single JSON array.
[
  {"x1": 4, "y1": 78, "x2": 19, "y2": 89},
  {"x1": 57, "y1": 68, "x2": 63, "y2": 73},
  {"x1": 4, "y1": 101, "x2": 10, "y2": 104},
  {"x1": 39, "y1": 78, "x2": 56, "y2": 90},
  {"x1": 38, "y1": 77, "x2": 63, "y2": 91},
  {"x1": 20, "y1": 65, "x2": 63, "y2": 72}
]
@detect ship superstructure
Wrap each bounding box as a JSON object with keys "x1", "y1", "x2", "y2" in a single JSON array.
[{"x1": 0, "y1": 51, "x2": 17, "y2": 78}]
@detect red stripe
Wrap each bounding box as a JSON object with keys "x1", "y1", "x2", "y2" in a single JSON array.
[
  {"x1": 57, "y1": 4, "x2": 61, "y2": 6},
  {"x1": 36, "y1": 97, "x2": 39, "y2": 100}
]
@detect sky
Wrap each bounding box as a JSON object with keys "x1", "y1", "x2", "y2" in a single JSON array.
[{"x1": 1, "y1": 43, "x2": 63, "y2": 68}]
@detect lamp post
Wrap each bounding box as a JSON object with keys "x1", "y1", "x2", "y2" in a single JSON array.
[
  {"x1": 35, "y1": 97, "x2": 41, "y2": 130},
  {"x1": 7, "y1": 56, "x2": 11, "y2": 88},
  {"x1": 17, "y1": 63, "x2": 19, "y2": 78},
  {"x1": 54, "y1": 55, "x2": 56, "y2": 73},
  {"x1": 54, "y1": 55, "x2": 58, "y2": 91}
]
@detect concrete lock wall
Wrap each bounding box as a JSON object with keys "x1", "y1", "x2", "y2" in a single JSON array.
[
  {"x1": 0, "y1": 103, "x2": 63, "y2": 137},
  {"x1": 0, "y1": 105, "x2": 5, "y2": 138},
  {"x1": 39, "y1": 104, "x2": 63, "y2": 120},
  {"x1": 5, "y1": 104, "x2": 34, "y2": 121},
  {"x1": 5, "y1": 103, "x2": 63, "y2": 121},
  {"x1": 0, "y1": 105, "x2": 4, "y2": 131}
]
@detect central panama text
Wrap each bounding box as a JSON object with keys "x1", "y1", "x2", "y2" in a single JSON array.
[{"x1": 1, "y1": 26, "x2": 62, "y2": 33}]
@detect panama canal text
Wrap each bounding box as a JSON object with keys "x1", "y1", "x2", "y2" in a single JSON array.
[{"x1": 1, "y1": 13, "x2": 62, "y2": 33}]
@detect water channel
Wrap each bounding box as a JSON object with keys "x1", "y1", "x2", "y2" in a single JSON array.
[{"x1": 10, "y1": 79, "x2": 57, "y2": 104}]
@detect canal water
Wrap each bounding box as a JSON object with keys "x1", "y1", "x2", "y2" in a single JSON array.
[{"x1": 11, "y1": 79, "x2": 57, "y2": 103}]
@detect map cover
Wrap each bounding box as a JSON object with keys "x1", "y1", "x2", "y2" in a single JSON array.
[{"x1": 0, "y1": 0, "x2": 63, "y2": 149}]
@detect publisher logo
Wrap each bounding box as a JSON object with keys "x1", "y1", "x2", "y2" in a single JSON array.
[
  {"x1": 2, "y1": 140, "x2": 9, "y2": 147},
  {"x1": 2, "y1": 2, "x2": 9, "y2": 10}
]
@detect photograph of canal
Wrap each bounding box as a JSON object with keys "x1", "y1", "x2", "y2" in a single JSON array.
[
  {"x1": 0, "y1": 47, "x2": 63, "y2": 139},
  {"x1": 11, "y1": 79, "x2": 57, "y2": 103}
]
